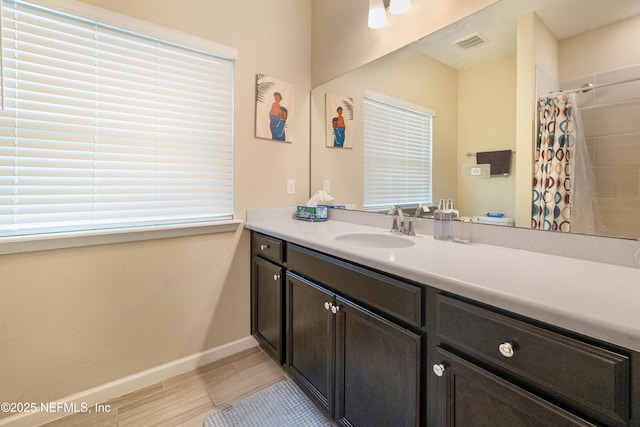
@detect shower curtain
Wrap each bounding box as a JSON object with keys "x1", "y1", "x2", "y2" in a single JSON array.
[{"x1": 532, "y1": 93, "x2": 600, "y2": 234}]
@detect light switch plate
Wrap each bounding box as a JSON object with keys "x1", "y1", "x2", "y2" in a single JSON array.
[
  {"x1": 287, "y1": 179, "x2": 296, "y2": 195},
  {"x1": 323, "y1": 179, "x2": 331, "y2": 193}
]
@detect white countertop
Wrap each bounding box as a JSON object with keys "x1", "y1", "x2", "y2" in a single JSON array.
[{"x1": 246, "y1": 209, "x2": 640, "y2": 352}]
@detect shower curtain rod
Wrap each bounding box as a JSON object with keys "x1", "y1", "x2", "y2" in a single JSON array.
[{"x1": 542, "y1": 76, "x2": 640, "y2": 98}]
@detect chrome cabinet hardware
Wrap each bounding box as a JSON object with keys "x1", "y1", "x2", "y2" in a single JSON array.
[
  {"x1": 499, "y1": 342, "x2": 515, "y2": 358},
  {"x1": 273, "y1": 274, "x2": 280, "y2": 281},
  {"x1": 260, "y1": 243, "x2": 270, "y2": 251},
  {"x1": 323, "y1": 301, "x2": 341, "y2": 314},
  {"x1": 433, "y1": 363, "x2": 446, "y2": 377}
]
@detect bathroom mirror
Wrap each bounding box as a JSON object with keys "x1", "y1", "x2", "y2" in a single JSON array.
[{"x1": 310, "y1": 0, "x2": 640, "y2": 240}]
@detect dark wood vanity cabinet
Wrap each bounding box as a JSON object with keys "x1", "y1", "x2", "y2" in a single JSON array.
[
  {"x1": 285, "y1": 272, "x2": 334, "y2": 413},
  {"x1": 250, "y1": 233, "x2": 286, "y2": 364},
  {"x1": 286, "y1": 271, "x2": 422, "y2": 427},
  {"x1": 250, "y1": 231, "x2": 639, "y2": 427},
  {"x1": 285, "y1": 243, "x2": 424, "y2": 426},
  {"x1": 430, "y1": 293, "x2": 638, "y2": 427},
  {"x1": 432, "y1": 347, "x2": 597, "y2": 426}
]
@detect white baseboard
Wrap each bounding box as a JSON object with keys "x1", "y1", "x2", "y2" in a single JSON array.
[{"x1": 0, "y1": 336, "x2": 258, "y2": 427}]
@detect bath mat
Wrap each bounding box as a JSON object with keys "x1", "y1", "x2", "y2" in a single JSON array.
[{"x1": 202, "y1": 379, "x2": 334, "y2": 427}]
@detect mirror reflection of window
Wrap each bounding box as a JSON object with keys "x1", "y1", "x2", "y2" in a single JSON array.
[{"x1": 363, "y1": 91, "x2": 434, "y2": 212}]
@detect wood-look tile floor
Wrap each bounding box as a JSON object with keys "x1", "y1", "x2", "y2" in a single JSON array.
[{"x1": 40, "y1": 347, "x2": 286, "y2": 427}]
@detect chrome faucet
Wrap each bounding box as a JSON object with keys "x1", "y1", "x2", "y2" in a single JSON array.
[
  {"x1": 389, "y1": 205, "x2": 429, "y2": 236},
  {"x1": 388, "y1": 206, "x2": 406, "y2": 234}
]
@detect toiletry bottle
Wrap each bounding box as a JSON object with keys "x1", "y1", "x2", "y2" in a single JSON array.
[
  {"x1": 433, "y1": 199, "x2": 452, "y2": 240},
  {"x1": 446, "y1": 199, "x2": 459, "y2": 221},
  {"x1": 453, "y1": 217, "x2": 472, "y2": 243}
]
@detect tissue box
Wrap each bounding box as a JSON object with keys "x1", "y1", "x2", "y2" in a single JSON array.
[{"x1": 295, "y1": 205, "x2": 328, "y2": 221}]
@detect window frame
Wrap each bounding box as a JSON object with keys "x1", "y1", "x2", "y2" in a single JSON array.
[{"x1": 0, "y1": 0, "x2": 240, "y2": 253}]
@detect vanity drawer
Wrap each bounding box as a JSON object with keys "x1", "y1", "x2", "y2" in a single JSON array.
[
  {"x1": 435, "y1": 294, "x2": 630, "y2": 426},
  {"x1": 287, "y1": 244, "x2": 423, "y2": 327},
  {"x1": 252, "y1": 232, "x2": 284, "y2": 264}
]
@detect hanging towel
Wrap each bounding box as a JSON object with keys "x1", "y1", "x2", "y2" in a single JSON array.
[{"x1": 476, "y1": 150, "x2": 512, "y2": 176}]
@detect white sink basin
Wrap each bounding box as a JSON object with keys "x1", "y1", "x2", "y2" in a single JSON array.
[{"x1": 335, "y1": 232, "x2": 415, "y2": 248}]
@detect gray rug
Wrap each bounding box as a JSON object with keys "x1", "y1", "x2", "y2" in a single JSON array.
[{"x1": 203, "y1": 379, "x2": 334, "y2": 427}]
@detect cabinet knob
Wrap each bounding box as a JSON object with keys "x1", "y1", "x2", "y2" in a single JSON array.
[
  {"x1": 499, "y1": 342, "x2": 515, "y2": 358},
  {"x1": 260, "y1": 244, "x2": 270, "y2": 251},
  {"x1": 324, "y1": 302, "x2": 332, "y2": 311},
  {"x1": 273, "y1": 274, "x2": 280, "y2": 281},
  {"x1": 331, "y1": 304, "x2": 340, "y2": 314},
  {"x1": 432, "y1": 363, "x2": 446, "y2": 377}
]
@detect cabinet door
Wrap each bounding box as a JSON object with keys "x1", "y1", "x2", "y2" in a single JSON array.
[
  {"x1": 433, "y1": 348, "x2": 597, "y2": 427},
  {"x1": 251, "y1": 256, "x2": 284, "y2": 363},
  {"x1": 335, "y1": 297, "x2": 421, "y2": 427},
  {"x1": 286, "y1": 272, "x2": 335, "y2": 415}
]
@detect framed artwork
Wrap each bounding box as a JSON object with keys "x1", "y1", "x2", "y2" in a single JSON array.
[
  {"x1": 255, "y1": 74, "x2": 295, "y2": 143},
  {"x1": 325, "y1": 93, "x2": 354, "y2": 148}
]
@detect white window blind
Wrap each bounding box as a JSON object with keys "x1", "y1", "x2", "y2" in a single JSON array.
[
  {"x1": 0, "y1": 0, "x2": 235, "y2": 239},
  {"x1": 363, "y1": 93, "x2": 433, "y2": 211}
]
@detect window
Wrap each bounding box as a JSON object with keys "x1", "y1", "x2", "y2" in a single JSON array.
[
  {"x1": 0, "y1": 0, "x2": 236, "y2": 240},
  {"x1": 363, "y1": 91, "x2": 433, "y2": 212}
]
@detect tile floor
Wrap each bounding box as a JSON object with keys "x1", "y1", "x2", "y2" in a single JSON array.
[{"x1": 39, "y1": 347, "x2": 286, "y2": 427}]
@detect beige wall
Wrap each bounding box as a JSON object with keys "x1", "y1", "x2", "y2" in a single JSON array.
[
  {"x1": 1, "y1": 0, "x2": 510, "y2": 418},
  {"x1": 559, "y1": 14, "x2": 640, "y2": 82},
  {"x1": 0, "y1": 0, "x2": 311, "y2": 418},
  {"x1": 310, "y1": 49, "x2": 458, "y2": 208},
  {"x1": 515, "y1": 12, "x2": 558, "y2": 227},
  {"x1": 311, "y1": 0, "x2": 499, "y2": 87},
  {"x1": 457, "y1": 54, "x2": 517, "y2": 218}
]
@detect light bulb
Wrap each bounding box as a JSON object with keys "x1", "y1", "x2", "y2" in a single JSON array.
[
  {"x1": 389, "y1": 0, "x2": 411, "y2": 15},
  {"x1": 368, "y1": 0, "x2": 388, "y2": 29}
]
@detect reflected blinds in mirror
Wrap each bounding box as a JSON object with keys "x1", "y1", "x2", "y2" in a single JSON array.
[{"x1": 363, "y1": 94, "x2": 432, "y2": 211}]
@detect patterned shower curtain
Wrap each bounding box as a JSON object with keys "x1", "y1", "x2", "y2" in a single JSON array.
[{"x1": 532, "y1": 94, "x2": 576, "y2": 232}]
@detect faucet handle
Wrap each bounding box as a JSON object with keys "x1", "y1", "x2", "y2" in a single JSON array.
[{"x1": 414, "y1": 204, "x2": 429, "y2": 218}]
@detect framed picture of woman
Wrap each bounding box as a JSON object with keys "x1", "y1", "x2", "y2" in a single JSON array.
[
  {"x1": 326, "y1": 93, "x2": 353, "y2": 148},
  {"x1": 255, "y1": 74, "x2": 295, "y2": 143}
]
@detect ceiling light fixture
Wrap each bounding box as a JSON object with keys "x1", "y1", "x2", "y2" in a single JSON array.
[
  {"x1": 368, "y1": 0, "x2": 411, "y2": 29},
  {"x1": 368, "y1": 0, "x2": 388, "y2": 29},
  {"x1": 389, "y1": 0, "x2": 411, "y2": 15}
]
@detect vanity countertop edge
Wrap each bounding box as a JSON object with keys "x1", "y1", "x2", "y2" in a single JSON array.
[{"x1": 245, "y1": 207, "x2": 640, "y2": 352}]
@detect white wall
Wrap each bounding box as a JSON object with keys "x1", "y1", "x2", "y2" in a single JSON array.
[{"x1": 0, "y1": 0, "x2": 311, "y2": 420}]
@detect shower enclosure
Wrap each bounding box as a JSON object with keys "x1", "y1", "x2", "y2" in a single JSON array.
[{"x1": 534, "y1": 66, "x2": 640, "y2": 239}]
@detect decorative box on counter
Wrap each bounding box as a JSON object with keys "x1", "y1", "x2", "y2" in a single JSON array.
[{"x1": 295, "y1": 205, "x2": 328, "y2": 221}]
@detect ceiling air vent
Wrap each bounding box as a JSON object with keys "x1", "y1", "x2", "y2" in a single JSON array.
[{"x1": 452, "y1": 32, "x2": 487, "y2": 50}]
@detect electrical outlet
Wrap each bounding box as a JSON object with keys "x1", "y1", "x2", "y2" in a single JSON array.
[
  {"x1": 287, "y1": 179, "x2": 296, "y2": 195},
  {"x1": 323, "y1": 179, "x2": 331, "y2": 193}
]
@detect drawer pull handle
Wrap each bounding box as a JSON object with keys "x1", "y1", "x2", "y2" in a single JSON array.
[
  {"x1": 433, "y1": 363, "x2": 446, "y2": 377},
  {"x1": 331, "y1": 304, "x2": 340, "y2": 314},
  {"x1": 324, "y1": 302, "x2": 332, "y2": 311},
  {"x1": 273, "y1": 274, "x2": 280, "y2": 281},
  {"x1": 260, "y1": 244, "x2": 270, "y2": 251},
  {"x1": 499, "y1": 342, "x2": 515, "y2": 358}
]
